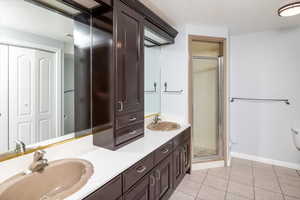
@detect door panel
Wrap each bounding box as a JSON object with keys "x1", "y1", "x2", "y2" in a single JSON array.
[
  {"x1": 124, "y1": 175, "x2": 150, "y2": 200},
  {"x1": 115, "y1": 0, "x2": 144, "y2": 115},
  {"x1": 155, "y1": 155, "x2": 173, "y2": 200},
  {"x1": 0, "y1": 45, "x2": 9, "y2": 153},
  {"x1": 173, "y1": 146, "x2": 183, "y2": 189},
  {"x1": 35, "y1": 50, "x2": 56, "y2": 141},
  {"x1": 39, "y1": 119, "x2": 51, "y2": 141},
  {"x1": 192, "y1": 56, "x2": 224, "y2": 161},
  {"x1": 9, "y1": 46, "x2": 56, "y2": 148},
  {"x1": 9, "y1": 46, "x2": 36, "y2": 148},
  {"x1": 39, "y1": 58, "x2": 51, "y2": 114},
  {"x1": 18, "y1": 55, "x2": 33, "y2": 116},
  {"x1": 183, "y1": 140, "x2": 191, "y2": 172},
  {"x1": 17, "y1": 122, "x2": 32, "y2": 145}
]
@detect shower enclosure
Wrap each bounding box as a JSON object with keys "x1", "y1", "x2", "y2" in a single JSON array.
[{"x1": 189, "y1": 39, "x2": 225, "y2": 163}]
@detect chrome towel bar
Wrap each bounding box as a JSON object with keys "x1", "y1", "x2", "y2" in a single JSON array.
[
  {"x1": 230, "y1": 97, "x2": 290, "y2": 105},
  {"x1": 163, "y1": 82, "x2": 183, "y2": 94}
]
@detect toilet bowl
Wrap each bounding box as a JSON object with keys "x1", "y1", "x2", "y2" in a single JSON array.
[{"x1": 291, "y1": 128, "x2": 300, "y2": 151}]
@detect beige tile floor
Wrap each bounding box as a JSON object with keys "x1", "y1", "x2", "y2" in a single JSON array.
[{"x1": 170, "y1": 158, "x2": 300, "y2": 200}]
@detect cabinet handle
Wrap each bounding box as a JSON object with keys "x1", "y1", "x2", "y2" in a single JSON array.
[
  {"x1": 129, "y1": 117, "x2": 137, "y2": 122},
  {"x1": 117, "y1": 101, "x2": 123, "y2": 112},
  {"x1": 161, "y1": 148, "x2": 169, "y2": 154},
  {"x1": 129, "y1": 130, "x2": 137, "y2": 135},
  {"x1": 150, "y1": 175, "x2": 155, "y2": 186},
  {"x1": 155, "y1": 170, "x2": 161, "y2": 180},
  {"x1": 136, "y1": 166, "x2": 147, "y2": 173}
]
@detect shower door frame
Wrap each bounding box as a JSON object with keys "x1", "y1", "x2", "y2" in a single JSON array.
[{"x1": 188, "y1": 35, "x2": 228, "y2": 165}]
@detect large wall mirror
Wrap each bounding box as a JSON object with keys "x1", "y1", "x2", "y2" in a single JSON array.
[
  {"x1": 0, "y1": 0, "x2": 168, "y2": 159},
  {"x1": 144, "y1": 42, "x2": 162, "y2": 116},
  {"x1": 0, "y1": 0, "x2": 92, "y2": 156}
]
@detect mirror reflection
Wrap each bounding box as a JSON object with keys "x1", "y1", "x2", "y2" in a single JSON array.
[
  {"x1": 0, "y1": 1, "x2": 88, "y2": 154},
  {"x1": 144, "y1": 45, "x2": 161, "y2": 116}
]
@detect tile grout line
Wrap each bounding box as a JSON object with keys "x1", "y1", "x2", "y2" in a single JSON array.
[
  {"x1": 251, "y1": 160, "x2": 256, "y2": 200},
  {"x1": 224, "y1": 165, "x2": 232, "y2": 200},
  {"x1": 195, "y1": 169, "x2": 209, "y2": 199},
  {"x1": 272, "y1": 165, "x2": 286, "y2": 200}
]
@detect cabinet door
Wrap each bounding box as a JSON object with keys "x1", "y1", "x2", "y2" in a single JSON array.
[
  {"x1": 183, "y1": 139, "x2": 191, "y2": 173},
  {"x1": 155, "y1": 155, "x2": 173, "y2": 200},
  {"x1": 172, "y1": 146, "x2": 184, "y2": 189},
  {"x1": 124, "y1": 173, "x2": 154, "y2": 200},
  {"x1": 115, "y1": 0, "x2": 144, "y2": 115}
]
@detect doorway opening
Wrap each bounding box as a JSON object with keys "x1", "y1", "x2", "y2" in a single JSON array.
[{"x1": 188, "y1": 35, "x2": 227, "y2": 164}]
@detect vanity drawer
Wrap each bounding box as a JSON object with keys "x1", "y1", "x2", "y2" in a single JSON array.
[
  {"x1": 84, "y1": 175, "x2": 122, "y2": 200},
  {"x1": 116, "y1": 111, "x2": 144, "y2": 129},
  {"x1": 115, "y1": 123, "x2": 144, "y2": 146},
  {"x1": 123, "y1": 153, "x2": 154, "y2": 192},
  {"x1": 154, "y1": 140, "x2": 173, "y2": 165},
  {"x1": 173, "y1": 128, "x2": 190, "y2": 149}
]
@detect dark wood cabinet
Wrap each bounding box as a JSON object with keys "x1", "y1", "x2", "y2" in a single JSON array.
[
  {"x1": 172, "y1": 145, "x2": 184, "y2": 189},
  {"x1": 114, "y1": 0, "x2": 144, "y2": 116},
  {"x1": 93, "y1": 0, "x2": 145, "y2": 149},
  {"x1": 183, "y1": 139, "x2": 191, "y2": 173},
  {"x1": 126, "y1": 155, "x2": 173, "y2": 200},
  {"x1": 84, "y1": 175, "x2": 122, "y2": 200},
  {"x1": 123, "y1": 153, "x2": 154, "y2": 192},
  {"x1": 173, "y1": 128, "x2": 191, "y2": 189},
  {"x1": 154, "y1": 141, "x2": 173, "y2": 165},
  {"x1": 154, "y1": 155, "x2": 173, "y2": 200},
  {"x1": 88, "y1": 128, "x2": 191, "y2": 200},
  {"x1": 124, "y1": 172, "x2": 156, "y2": 200}
]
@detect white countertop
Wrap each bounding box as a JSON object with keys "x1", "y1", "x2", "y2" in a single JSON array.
[{"x1": 65, "y1": 124, "x2": 190, "y2": 200}]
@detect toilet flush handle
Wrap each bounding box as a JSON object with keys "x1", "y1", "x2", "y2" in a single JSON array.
[{"x1": 291, "y1": 128, "x2": 299, "y2": 135}]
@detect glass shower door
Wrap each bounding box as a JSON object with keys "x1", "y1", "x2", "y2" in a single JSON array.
[{"x1": 192, "y1": 56, "x2": 223, "y2": 162}]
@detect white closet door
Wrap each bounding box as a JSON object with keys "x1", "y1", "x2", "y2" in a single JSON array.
[
  {"x1": 9, "y1": 46, "x2": 36, "y2": 148},
  {"x1": 9, "y1": 46, "x2": 56, "y2": 148},
  {"x1": 35, "y1": 50, "x2": 56, "y2": 141},
  {"x1": 0, "y1": 45, "x2": 9, "y2": 153}
]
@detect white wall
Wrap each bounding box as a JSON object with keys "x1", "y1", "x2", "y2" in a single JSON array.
[
  {"x1": 230, "y1": 27, "x2": 300, "y2": 166},
  {"x1": 160, "y1": 24, "x2": 229, "y2": 124},
  {"x1": 160, "y1": 25, "x2": 188, "y2": 123},
  {"x1": 145, "y1": 46, "x2": 162, "y2": 116}
]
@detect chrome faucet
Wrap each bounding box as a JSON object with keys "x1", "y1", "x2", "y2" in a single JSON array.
[
  {"x1": 153, "y1": 114, "x2": 162, "y2": 124},
  {"x1": 15, "y1": 140, "x2": 26, "y2": 153},
  {"x1": 28, "y1": 150, "x2": 48, "y2": 173}
]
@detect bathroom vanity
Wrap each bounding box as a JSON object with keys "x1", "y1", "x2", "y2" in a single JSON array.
[{"x1": 68, "y1": 126, "x2": 191, "y2": 200}]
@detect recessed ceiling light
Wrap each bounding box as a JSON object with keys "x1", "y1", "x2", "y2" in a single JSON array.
[{"x1": 278, "y1": 1, "x2": 300, "y2": 17}]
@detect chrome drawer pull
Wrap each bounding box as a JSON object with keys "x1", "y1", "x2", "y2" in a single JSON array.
[
  {"x1": 155, "y1": 170, "x2": 161, "y2": 180},
  {"x1": 136, "y1": 166, "x2": 147, "y2": 173},
  {"x1": 161, "y1": 148, "x2": 169, "y2": 154},
  {"x1": 117, "y1": 101, "x2": 123, "y2": 112},
  {"x1": 129, "y1": 117, "x2": 137, "y2": 122},
  {"x1": 129, "y1": 130, "x2": 137, "y2": 135},
  {"x1": 150, "y1": 175, "x2": 155, "y2": 186}
]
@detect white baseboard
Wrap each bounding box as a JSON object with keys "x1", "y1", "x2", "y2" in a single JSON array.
[
  {"x1": 192, "y1": 160, "x2": 225, "y2": 171},
  {"x1": 231, "y1": 152, "x2": 300, "y2": 170}
]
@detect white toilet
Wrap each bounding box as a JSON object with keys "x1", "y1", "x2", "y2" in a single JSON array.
[{"x1": 291, "y1": 128, "x2": 300, "y2": 151}]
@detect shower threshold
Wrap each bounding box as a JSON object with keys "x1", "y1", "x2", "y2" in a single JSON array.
[{"x1": 193, "y1": 155, "x2": 223, "y2": 163}]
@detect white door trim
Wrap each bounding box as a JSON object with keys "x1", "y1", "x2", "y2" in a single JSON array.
[
  {"x1": 0, "y1": 38, "x2": 63, "y2": 139},
  {"x1": 0, "y1": 45, "x2": 9, "y2": 153}
]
